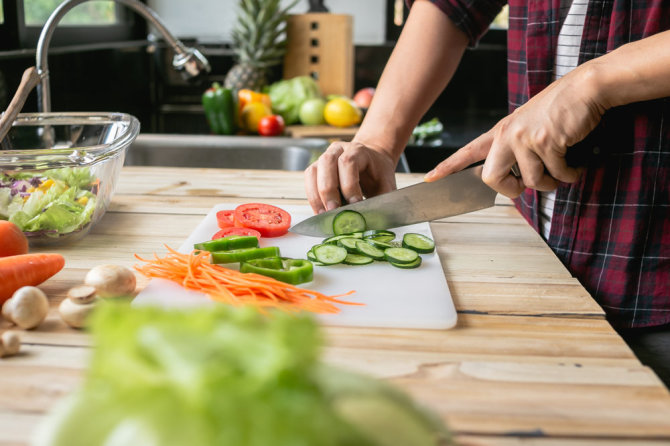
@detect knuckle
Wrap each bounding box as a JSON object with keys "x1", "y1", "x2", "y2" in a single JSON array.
[
  {"x1": 522, "y1": 172, "x2": 543, "y2": 189},
  {"x1": 319, "y1": 181, "x2": 337, "y2": 195},
  {"x1": 320, "y1": 150, "x2": 340, "y2": 164},
  {"x1": 532, "y1": 127, "x2": 551, "y2": 148},
  {"x1": 338, "y1": 151, "x2": 359, "y2": 167},
  {"x1": 305, "y1": 162, "x2": 317, "y2": 176}
]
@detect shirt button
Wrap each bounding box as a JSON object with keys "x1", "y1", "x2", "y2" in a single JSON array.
[{"x1": 593, "y1": 146, "x2": 600, "y2": 154}]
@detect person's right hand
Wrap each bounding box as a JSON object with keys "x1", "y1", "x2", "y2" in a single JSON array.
[{"x1": 304, "y1": 140, "x2": 398, "y2": 214}]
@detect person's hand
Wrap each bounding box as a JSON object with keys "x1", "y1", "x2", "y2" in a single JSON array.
[
  {"x1": 304, "y1": 141, "x2": 398, "y2": 214},
  {"x1": 424, "y1": 64, "x2": 606, "y2": 197}
]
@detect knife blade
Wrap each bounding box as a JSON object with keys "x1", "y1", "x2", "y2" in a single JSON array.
[{"x1": 290, "y1": 166, "x2": 497, "y2": 237}]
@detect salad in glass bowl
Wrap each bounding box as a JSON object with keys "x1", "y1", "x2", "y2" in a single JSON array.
[
  {"x1": 0, "y1": 167, "x2": 98, "y2": 240},
  {"x1": 0, "y1": 113, "x2": 139, "y2": 245}
]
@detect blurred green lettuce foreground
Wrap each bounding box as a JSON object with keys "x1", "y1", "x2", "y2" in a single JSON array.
[{"x1": 33, "y1": 303, "x2": 451, "y2": 446}]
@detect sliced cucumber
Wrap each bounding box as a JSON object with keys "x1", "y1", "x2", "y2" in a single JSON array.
[
  {"x1": 306, "y1": 249, "x2": 318, "y2": 262},
  {"x1": 313, "y1": 244, "x2": 348, "y2": 265},
  {"x1": 363, "y1": 229, "x2": 396, "y2": 243},
  {"x1": 310, "y1": 229, "x2": 429, "y2": 270},
  {"x1": 390, "y1": 256, "x2": 422, "y2": 269},
  {"x1": 383, "y1": 247, "x2": 419, "y2": 264},
  {"x1": 333, "y1": 210, "x2": 367, "y2": 235},
  {"x1": 343, "y1": 253, "x2": 374, "y2": 265},
  {"x1": 337, "y1": 237, "x2": 360, "y2": 253},
  {"x1": 402, "y1": 233, "x2": 435, "y2": 254},
  {"x1": 368, "y1": 234, "x2": 394, "y2": 243},
  {"x1": 365, "y1": 238, "x2": 394, "y2": 250},
  {"x1": 322, "y1": 233, "x2": 362, "y2": 245},
  {"x1": 354, "y1": 240, "x2": 385, "y2": 260}
]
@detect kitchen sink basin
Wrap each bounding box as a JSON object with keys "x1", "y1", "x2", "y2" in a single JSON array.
[{"x1": 124, "y1": 134, "x2": 329, "y2": 171}]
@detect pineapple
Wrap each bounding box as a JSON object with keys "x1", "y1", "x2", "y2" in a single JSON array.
[{"x1": 224, "y1": 0, "x2": 298, "y2": 92}]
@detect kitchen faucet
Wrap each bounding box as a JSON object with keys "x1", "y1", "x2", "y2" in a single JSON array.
[{"x1": 35, "y1": 0, "x2": 210, "y2": 112}]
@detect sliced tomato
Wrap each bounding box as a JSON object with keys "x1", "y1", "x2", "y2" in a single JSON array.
[
  {"x1": 216, "y1": 210, "x2": 236, "y2": 229},
  {"x1": 233, "y1": 203, "x2": 291, "y2": 238},
  {"x1": 212, "y1": 227, "x2": 262, "y2": 240}
]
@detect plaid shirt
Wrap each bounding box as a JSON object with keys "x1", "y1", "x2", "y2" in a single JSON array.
[{"x1": 415, "y1": 0, "x2": 670, "y2": 328}]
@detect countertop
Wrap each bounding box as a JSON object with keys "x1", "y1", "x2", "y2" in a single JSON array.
[{"x1": 2, "y1": 166, "x2": 670, "y2": 445}]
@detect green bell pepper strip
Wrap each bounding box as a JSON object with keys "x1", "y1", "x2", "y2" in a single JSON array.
[
  {"x1": 210, "y1": 246, "x2": 280, "y2": 264},
  {"x1": 240, "y1": 257, "x2": 314, "y2": 285},
  {"x1": 194, "y1": 235, "x2": 259, "y2": 252},
  {"x1": 202, "y1": 82, "x2": 236, "y2": 135}
]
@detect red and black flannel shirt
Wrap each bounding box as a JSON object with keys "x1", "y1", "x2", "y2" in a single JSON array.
[{"x1": 414, "y1": 0, "x2": 670, "y2": 328}]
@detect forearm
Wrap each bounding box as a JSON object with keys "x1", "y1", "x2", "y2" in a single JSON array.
[
  {"x1": 585, "y1": 30, "x2": 670, "y2": 109},
  {"x1": 353, "y1": 0, "x2": 469, "y2": 163}
]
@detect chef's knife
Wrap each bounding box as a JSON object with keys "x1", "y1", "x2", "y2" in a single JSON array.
[{"x1": 290, "y1": 166, "x2": 497, "y2": 237}]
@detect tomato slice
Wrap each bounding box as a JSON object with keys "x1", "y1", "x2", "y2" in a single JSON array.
[
  {"x1": 233, "y1": 203, "x2": 291, "y2": 238},
  {"x1": 212, "y1": 227, "x2": 262, "y2": 240},
  {"x1": 216, "y1": 210, "x2": 236, "y2": 229}
]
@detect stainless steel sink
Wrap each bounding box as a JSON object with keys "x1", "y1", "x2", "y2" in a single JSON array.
[{"x1": 124, "y1": 134, "x2": 329, "y2": 170}]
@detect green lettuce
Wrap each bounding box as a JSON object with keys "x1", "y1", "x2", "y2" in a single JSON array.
[
  {"x1": 2, "y1": 167, "x2": 97, "y2": 236},
  {"x1": 44, "y1": 167, "x2": 96, "y2": 189},
  {"x1": 266, "y1": 76, "x2": 322, "y2": 125},
  {"x1": 33, "y1": 304, "x2": 450, "y2": 446}
]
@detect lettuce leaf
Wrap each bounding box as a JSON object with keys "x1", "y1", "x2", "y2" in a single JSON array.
[
  {"x1": 34, "y1": 305, "x2": 376, "y2": 446},
  {"x1": 34, "y1": 304, "x2": 451, "y2": 446}
]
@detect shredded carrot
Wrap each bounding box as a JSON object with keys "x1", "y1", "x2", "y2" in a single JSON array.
[{"x1": 134, "y1": 246, "x2": 359, "y2": 314}]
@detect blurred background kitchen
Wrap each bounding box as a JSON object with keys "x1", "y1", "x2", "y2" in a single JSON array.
[{"x1": 0, "y1": 0, "x2": 508, "y2": 172}]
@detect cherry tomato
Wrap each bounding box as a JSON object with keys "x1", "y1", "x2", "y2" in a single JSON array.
[
  {"x1": 233, "y1": 203, "x2": 291, "y2": 238},
  {"x1": 216, "y1": 210, "x2": 236, "y2": 229},
  {"x1": 257, "y1": 115, "x2": 285, "y2": 137},
  {"x1": 212, "y1": 226, "x2": 262, "y2": 240}
]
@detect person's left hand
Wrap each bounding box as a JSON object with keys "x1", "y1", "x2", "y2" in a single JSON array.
[{"x1": 424, "y1": 64, "x2": 606, "y2": 197}]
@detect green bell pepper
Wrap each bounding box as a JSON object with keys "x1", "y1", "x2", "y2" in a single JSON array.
[
  {"x1": 194, "y1": 235, "x2": 259, "y2": 252},
  {"x1": 240, "y1": 257, "x2": 313, "y2": 285},
  {"x1": 202, "y1": 82, "x2": 236, "y2": 135},
  {"x1": 210, "y1": 246, "x2": 280, "y2": 264}
]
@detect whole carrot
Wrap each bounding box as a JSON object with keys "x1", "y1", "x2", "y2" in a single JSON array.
[
  {"x1": 0, "y1": 253, "x2": 65, "y2": 303},
  {"x1": 0, "y1": 221, "x2": 29, "y2": 257}
]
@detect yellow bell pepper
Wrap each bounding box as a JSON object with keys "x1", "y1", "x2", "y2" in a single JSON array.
[{"x1": 237, "y1": 89, "x2": 272, "y2": 126}]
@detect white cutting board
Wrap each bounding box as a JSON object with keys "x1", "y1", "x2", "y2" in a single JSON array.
[{"x1": 133, "y1": 204, "x2": 457, "y2": 330}]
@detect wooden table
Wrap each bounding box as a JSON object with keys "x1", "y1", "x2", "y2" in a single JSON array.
[{"x1": 2, "y1": 166, "x2": 670, "y2": 445}]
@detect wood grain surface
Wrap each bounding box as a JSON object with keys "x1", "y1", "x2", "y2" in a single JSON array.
[
  {"x1": 1, "y1": 167, "x2": 669, "y2": 445},
  {"x1": 285, "y1": 124, "x2": 358, "y2": 140}
]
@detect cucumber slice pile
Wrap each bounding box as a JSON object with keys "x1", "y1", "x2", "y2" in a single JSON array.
[{"x1": 308, "y1": 210, "x2": 435, "y2": 269}]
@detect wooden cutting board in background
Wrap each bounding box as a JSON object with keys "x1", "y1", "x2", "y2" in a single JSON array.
[
  {"x1": 283, "y1": 13, "x2": 354, "y2": 98},
  {"x1": 285, "y1": 124, "x2": 358, "y2": 140},
  {"x1": 133, "y1": 204, "x2": 457, "y2": 330}
]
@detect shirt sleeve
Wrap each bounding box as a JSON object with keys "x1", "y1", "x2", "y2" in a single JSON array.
[{"x1": 407, "y1": 0, "x2": 507, "y2": 46}]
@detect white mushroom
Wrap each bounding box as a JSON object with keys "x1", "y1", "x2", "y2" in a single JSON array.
[
  {"x1": 84, "y1": 264, "x2": 136, "y2": 298},
  {"x1": 59, "y1": 285, "x2": 99, "y2": 329},
  {"x1": 1, "y1": 300, "x2": 12, "y2": 321},
  {"x1": 67, "y1": 285, "x2": 97, "y2": 304},
  {"x1": 1, "y1": 330, "x2": 21, "y2": 356},
  {"x1": 2, "y1": 286, "x2": 49, "y2": 329}
]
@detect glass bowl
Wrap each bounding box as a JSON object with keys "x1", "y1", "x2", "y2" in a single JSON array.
[{"x1": 0, "y1": 112, "x2": 140, "y2": 246}]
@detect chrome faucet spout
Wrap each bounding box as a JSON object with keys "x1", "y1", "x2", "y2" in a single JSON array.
[{"x1": 35, "y1": 0, "x2": 210, "y2": 113}]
